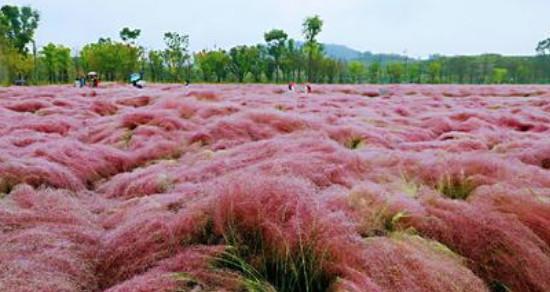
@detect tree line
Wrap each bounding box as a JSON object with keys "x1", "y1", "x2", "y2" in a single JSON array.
[{"x1": 1, "y1": 4, "x2": 549, "y2": 85}]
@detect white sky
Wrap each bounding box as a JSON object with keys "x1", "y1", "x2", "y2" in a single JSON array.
[{"x1": 4, "y1": 0, "x2": 550, "y2": 57}]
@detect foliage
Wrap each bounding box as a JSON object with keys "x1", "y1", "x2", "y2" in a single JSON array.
[
  {"x1": 163, "y1": 32, "x2": 190, "y2": 81},
  {"x1": 491, "y1": 68, "x2": 508, "y2": 84},
  {"x1": 40, "y1": 43, "x2": 72, "y2": 83},
  {"x1": 229, "y1": 45, "x2": 261, "y2": 82},
  {"x1": 386, "y1": 63, "x2": 405, "y2": 83},
  {"x1": 303, "y1": 15, "x2": 324, "y2": 82},
  {"x1": 80, "y1": 38, "x2": 140, "y2": 81},
  {"x1": 264, "y1": 29, "x2": 288, "y2": 82},
  {"x1": 536, "y1": 36, "x2": 550, "y2": 55},
  {"x1": 195, "y1": 49, "x2": 230, "y2": 82},
  {"x1": 0, "y1": 5, "x2": 39, "y2": 54},
  {"x1": 348, "y1": 61, "x2": 365, "y2": 83},
  {"x1": 120, "y1": 27, "x2": 141, "y2": 44}
]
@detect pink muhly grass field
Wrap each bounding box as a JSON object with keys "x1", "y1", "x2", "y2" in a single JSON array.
[{"x1": 0, "y1": 84, "x2": 549, "y2": 291}]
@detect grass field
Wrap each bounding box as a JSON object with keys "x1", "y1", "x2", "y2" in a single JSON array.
[{"x1": 0, "y1": 84, "x2": 549, "y2": 291}]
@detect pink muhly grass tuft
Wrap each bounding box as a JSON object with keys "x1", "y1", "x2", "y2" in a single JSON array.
[
  {"x1": 105, "y1": 246, "x2": 244, "y2": 291},
  {"x1": 90, "y1": 100, "x2": 118, "y2": 116},
  {"x1": 209, "y1": 174, "x2": 373, "y2": 292},
  {"x1": 116, "y1": 95, "x2": 151, "y2": 107},
  {"x1": 0, "y1": 157, "x2": 84, "y2": 191},
  {"x1": 5, "y1": 100, "x2": 51, "y2": 113},
  {"x1": 97, "y1": 164, "x2": 175, "y2": 199},
  {"x1": 472, "y1": 184, "x2": 550, "y2": 246},
  {"x1": 186, "y1": 90, "x2": 219, "y2": 101},
  {"x1": 407, "y1": 198, "x2": 550, "y2": 292},
  {"x1": 96, "y1": 198, "x2": 213, "y2": 289},
  {"x1": 360, "y1": 234, "x2": 488, "y2": 291},
  {"x1": 0, "y1": 185, "x2": 101, "y2": 291}
]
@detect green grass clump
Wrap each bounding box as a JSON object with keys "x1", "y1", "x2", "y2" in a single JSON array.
[
  {"x1": 436, "y1": 173, "x2": 476, "y2": 200},
  {"x1": 214, "y1": 224, "x2": 333, "y2": 292},
  {"x1": 345, "y1": 136, "x2": 364, "y2": 150},
  {"x1": 365, "y1": 208, "x2": 410, "y2": 237},
  {"x1": 215, "y1": 247, "x2": 277, "y2": 292}
]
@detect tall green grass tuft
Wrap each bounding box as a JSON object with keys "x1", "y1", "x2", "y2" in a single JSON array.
[
  {"x1": 436, "y1": 173, "x2": 476, "y2": 200},
  {"x1": 214, "y1": 223, "x2": 333, "y2": 292}
]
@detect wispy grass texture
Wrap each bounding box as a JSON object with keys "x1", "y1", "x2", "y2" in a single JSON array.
[{"x1": 0, "y1": 84, "x2": 549, "y2": 291}]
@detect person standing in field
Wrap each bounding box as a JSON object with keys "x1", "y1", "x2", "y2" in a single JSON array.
[{"x1": 288, "y1": 82, "x2": 296, "y2": 91}]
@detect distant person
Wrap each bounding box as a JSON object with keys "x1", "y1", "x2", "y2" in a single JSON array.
[
  {"x1": 288, "y1": 82, "x2": 296, "y2": 91},
  {"x1": 74, "y1": 78, "x2": 81, "y2": 87},
  {"x1": 87, "y1": 72, "x2": 99, "y2": 88},
  {"x1": 79, "y1": 76, "x2": 86, "y2": 88},
  {"x1": 130, "y1": 72, "x2": 142, "y2": 88},
  {"x1": 184, "y1": 79, "x2": 190, "y2": 87}
]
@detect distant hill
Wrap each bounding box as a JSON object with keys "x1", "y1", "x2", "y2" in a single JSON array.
[
  {"x1": 322, "y1": 43, "x2": 362, "y2": 60},
  {"x1": 298, "y1": 41, "x2": 412, "y2": 64}
]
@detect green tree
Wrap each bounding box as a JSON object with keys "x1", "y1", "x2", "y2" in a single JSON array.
[
  {"x1": 40, "y1": 43, "x2": 72, "y2": 83},
  {"x1": 491, "y1": 67, "x2": 508, "y2": 84},
  {"x1": 195, "y1": 49, "x2": 230, "y2": 82},
  {"x1": 229, "y1": 45, "x2": 261, "y2": 82},
  {"x1": 321, "y1": 58, "x2": 344, "y2": 83},
  {"x1": 80, "y1": 38, "x2": 140, "y2": 81},
  {"x1": 282, "y1": 39, "x2": 306, "y2": 82},
  {"x1": 386, "y1": 63, "x2": 405, "y2": 83},
  {"x1": 250, "y1": 45, "x2": 267, "y2": 82},
  {"x1": 162, "y1": 32, "x2": 190, "y2": 81},
  {"x1": 427, "y1": 61, "x2": 442, "y2": 83},
  {"x1": 264, "y1": 29, "x2": 288, "y2": 82},
  {"x1": 0, "y1": 5, "x2": 39, "y2": 55},
  {"x1": 147, "y1": 50, "x2": 164, "y2": 82},
  {"x1": 348, "y1": 61, "x2": 365, "y2": 83},
  {"x1": 367, "y1": 62, "x2": 381, "y2": 83},
  {"x1": 408, "y1": 63, "x2": 422, "y2": 83},
  {"x1": 302, "y1": 15, "x2": 323, "y2": 82},
  {"x1": 1, "y1": 43, "x2": 33, "y2": 81},
  {"x1": 536, "y1": 34, "x2": 550, "y2": 83}
]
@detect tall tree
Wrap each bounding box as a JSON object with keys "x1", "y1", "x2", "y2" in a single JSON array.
[
  {"x1": 162, "y1": 32, "x2": 190, "y2": 81},
  {"x1": 195, "y1": 49, "x2": 230, "y2": 82},
  {"x1": 264, "y1": 29, "x2": 288, "y2": 82},
  {"x1": 348, "y1": 61, "x2": 365, "y2": 83},
  {"x1": 80, "y1": 38, "x2": 140, "y2": 81},
  {"x1": 427, "y1": 61, "x2": 442, "y2": 83},
  {"x1": 229, "y1": 45, "x2": 260, "y2": 82},
  {"x1": 387, "y1": 63, "x2": 405, "y2": 83},
  {"x1": 40, "y1": 43, "x2": 72, "y2": 83},
  {"x1": 0, "y1": 5, "x2": 39, "y2": 55},
  {"x1": 367, "y1": 62, "x2": 381, "y2": 83},
  {"x1": 302, "y1": 15, "x2": 323, "y2": 82},
  {"x1": 147, "y1": 50, "x2": 164, "y2": 82}
]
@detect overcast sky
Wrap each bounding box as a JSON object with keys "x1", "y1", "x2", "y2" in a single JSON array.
[{"x1": 5, "y1": 0, "x2": 550, "y2": 57}]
